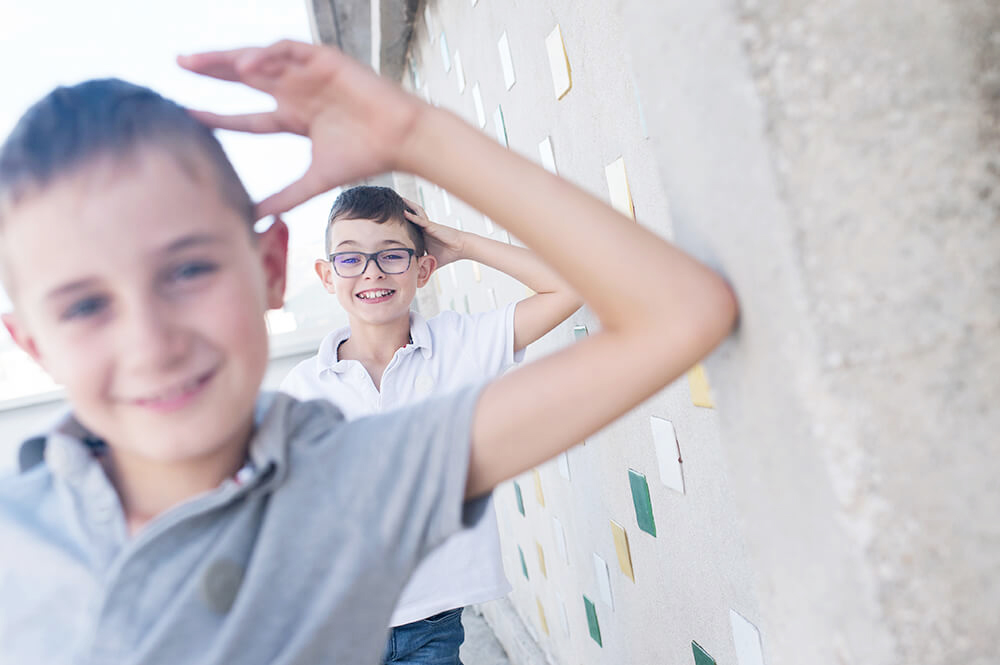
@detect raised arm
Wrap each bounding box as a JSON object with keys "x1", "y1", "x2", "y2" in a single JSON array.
[
  {"x1": 178, "y1": 40, "x2": 738, "y2": 499},
  {"x1": 402, "y1": 198, "x2": 580, "y2": 352}
]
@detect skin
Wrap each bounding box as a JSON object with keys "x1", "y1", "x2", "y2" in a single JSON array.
[
  {"x1": 1, "y1": 147, "x2": 288, "y2": 532},
  {"x1": 178, "y1": 40, "x2": 739, "y2": 499}
]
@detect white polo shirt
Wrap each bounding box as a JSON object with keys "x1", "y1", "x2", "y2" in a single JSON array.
[{"x1": 280, "y1": 304, "x2": 522, "y2": 626}]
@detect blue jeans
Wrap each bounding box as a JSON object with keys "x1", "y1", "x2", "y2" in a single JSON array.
[{"x1": 382, "y1": 607, "x2": 465, "y2": 665}]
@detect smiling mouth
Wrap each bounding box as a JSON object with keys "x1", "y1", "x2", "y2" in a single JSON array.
[
  {"x1": 131, "y1": 368, "x2": 216, "y2": 412},
  {"x1": 356, "y1": 289, "x2": 396, "y2": 302}
]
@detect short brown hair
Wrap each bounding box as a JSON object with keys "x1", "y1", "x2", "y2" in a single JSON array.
[{"x1": 325, "y1": 185, "x2": 426, "y2": 256}]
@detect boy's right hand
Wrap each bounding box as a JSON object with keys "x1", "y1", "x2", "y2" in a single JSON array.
[
  {"x1": 401, "y1": 197, "x2": 467, "y2": 267},
  {"x1": 178, "y1": 40, "x2": 427, "y2": 219}
]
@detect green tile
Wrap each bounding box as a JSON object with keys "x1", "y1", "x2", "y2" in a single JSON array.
[
  {"x1": 518, "y1": 545, "x2": 530, "y2": 580},
  {"x1": 514, "y1": 481, "x2": 525, "y2": 516},
  {"x1": 573, "y1": 324, "x2": 589, "y2": 341},
  {"x1": 583, "y1": 595, "x2": 602, "y2": 647},
  {"x1": 692, "y1": 641, "x2": 716, "y2": 665},
  {"x1": 464, "y1": 294, "x2": 471, "y2": 314},
  {"x1": 628, "y1": 469, "x2": 657, "y2": 537}
]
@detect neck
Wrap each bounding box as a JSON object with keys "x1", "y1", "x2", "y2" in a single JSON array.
[
  {"x1": 103, "y1": 424, "x2": 251, "y2": 535},
  {"x1": 338, "y1": 313, "x2": 412, "y2": 364}
]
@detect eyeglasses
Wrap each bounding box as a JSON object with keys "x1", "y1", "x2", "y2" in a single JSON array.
[{"x1": 328, "y1": 248, "x2": 416, "y2": 277}]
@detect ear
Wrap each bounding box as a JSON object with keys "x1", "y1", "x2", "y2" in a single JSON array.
[
  {"x1": 416, "y1": 254, "x2": 437, "y2": 288},
  {"x1": 2, "y1": 312, "x2": 43, "y2": 366},
  {"x1": 314, "y1": 258, "x2": 337, "y2": 294},
  {"x1": 257, "y1": 217, "x2": 289, "y2": 310}
]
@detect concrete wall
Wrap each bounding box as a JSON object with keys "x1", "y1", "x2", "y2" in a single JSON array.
[{"x1": 310, "y1": 1, "x2": 999, "y2": 663}]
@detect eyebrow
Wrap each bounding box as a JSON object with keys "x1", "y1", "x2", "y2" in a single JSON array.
[
  {"x1": 334, "y1": 239, "x2": 412, "y2": 250},
  {"x1": 43, "y1": 233, "x2": 224, "y2": 301}
]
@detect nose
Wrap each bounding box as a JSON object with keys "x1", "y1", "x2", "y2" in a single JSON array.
[
  {"x1": 361, "y1": 255, "x2": 385, "y2": 278},
  {"x1": 119, "y1": 297, "x2": 189, "y2": 372}
]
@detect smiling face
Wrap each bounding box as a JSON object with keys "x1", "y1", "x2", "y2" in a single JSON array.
[
  {"x1": 0, "y1": 145, "x2": 287, "y2": 466},
  {"x1": 316, "y1": 217, "x2": 435, "y2": 329}
]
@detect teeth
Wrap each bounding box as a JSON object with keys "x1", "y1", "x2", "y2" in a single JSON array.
[{"x1": 358, "y1": 289, "x2": 394, "y2": 300}]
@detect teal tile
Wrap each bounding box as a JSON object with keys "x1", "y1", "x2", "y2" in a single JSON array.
[
  {"x1": 514, "y1": 481, "x2": 525, "y2": 516},
  {"x1": 628, "y1": 469, "x2": 657, "y2": 537},
  {"x1": 573, "y1": 324, "x2": 588, "y2": 341},
  {"x1": 692, "y1": 641, "x2": 716, "y2": 665},
  {"x1": 463, "y1": 294, "x2": 471, "y2": 314},
  {"x1": 518, "y1": 545, "x2": 529, "y2": 580},
  {"x1": 583, "y1": 595, "x2": 602, "y2": 647}
]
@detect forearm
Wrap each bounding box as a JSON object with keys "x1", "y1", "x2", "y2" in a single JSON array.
[{"x1": 458, "y1": 233, "x2": 576, "y2": 298}]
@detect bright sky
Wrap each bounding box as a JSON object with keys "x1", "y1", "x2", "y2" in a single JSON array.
[{"x1": 0, "y1": 0, "x2": 337, "y2": 310}]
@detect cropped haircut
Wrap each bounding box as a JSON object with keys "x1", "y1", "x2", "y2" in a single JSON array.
[
  {"x1": 0, "y1": 78, "x2": 255, "y2": 232},
  {"x1": 325, "y1": 185, "x2": 426, "y2": 256}
]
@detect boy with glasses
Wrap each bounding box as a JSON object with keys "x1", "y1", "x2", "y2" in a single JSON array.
[
  {"x1": 0, "y1": 40, "x2": 737, "y2": 664},
  {"x1": 280, "y1": 183, "x2": 580, "y2": 664}
]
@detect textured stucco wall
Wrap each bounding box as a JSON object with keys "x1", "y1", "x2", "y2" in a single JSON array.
[
  {"x1": 400, "y1": 1, "x2": 762, "y2": 664},
  {"x1": 620, "y1": 1, "x2": 1000, "y2": 664}
]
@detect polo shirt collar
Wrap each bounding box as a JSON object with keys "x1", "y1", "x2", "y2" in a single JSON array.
[{"x1": 314, "y1": 310, "x2": 434, "y2": 378}]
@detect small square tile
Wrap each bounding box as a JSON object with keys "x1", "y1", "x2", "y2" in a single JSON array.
[
  {"x1": 442, "y1": 189, "x2": 452, "y2": 215},
  {"x1": 536, "y1": 597, "x2": 550, "y2": 635},
  {"x1": 448, "y1": 264, "x2": 459, "y2": 288},
  {"x1": 557, "y1": 451, "x2": 571, "y2": 480},
  {"x1": 494, "y1": 105, "x2": 509, "y2": 147},
  {"x1": 434, "y1": 273, "x2": 443, "y2": 295},
  {"x1": 482, "y1": 215, "x2": 494, "y2": 234},
  {"x1": 472, "y1": 263, "x2": 482, "y2": 282},
  {"x1": 423, "y1": 5, "x2": 435, "y2": 41},
  {"x1": 552, "y1": 516, "x2": 569, "y2": 564},
  {"x1": 488, "y1": 288, "x2": 498, "y2": 309},
  {"x1": 687, "y1": 363, "x2": 715, "y2": 408},
  {"x1": 539, "y1": 136, "x2": 558, "y2": 174},
  {"x1": 518, "y1": 545, "x2": 529, "y2": 580},
  {"x1": 545, "y1": 24, "x2": 572, "y2": 99},
  {"x1": 583, "y1": 595, "x2": 602, "y2": 647},
  {"x1": 498, "y1": 31, "x2": 516, "y2": 90},
  {"x1": 628, "y1": 469, "x2": 657, "y2": 537},
  {"x1": 472, "y1": 82, "x2": 486, "y2": 128},
  {"x1": 439, "y1": 32, "x2": 451, "y2": 71},
  {"x1": 610, "y1": 520, "x2": 635, "y2": 582},
  {"x1": 536, "y1": 541, "x2": 547, "y2": 578},
  {"x1": 533, "y1": 468, "x2": 545, "y2": 506},
  {"x1": 454, "y1": 51, "x2": 466, "y2": 93},
  {"x1": 650, "y1": 416, "x2": 685, "y2": 494},
  {"x1": 605, "y1": 157, "x2": 636, "y2": 220},
  {"x1": 557, "y1": 594, "x2": 570, "y2": 637},
  {"x1": 593, "y1": 552, "x2": 613, "y2": 609},
  {"x1": 513, "y1": 481, "x2": 525, "y2": 516},
  {"x1": 730, "y1": 610, "x2": 765, "y2": 665},
  {"x1": 573, "y1": 324, "x2": 589, "y2": 341},
  {"x1": 692, "y1": 641, "x2": 717, "y2": 665},
  {"x1": 464, "y1": 294, "x2": 471, "y2": 314},
  {"x1": 449, "y1": 298, "x2": 456, "y2": 311}
]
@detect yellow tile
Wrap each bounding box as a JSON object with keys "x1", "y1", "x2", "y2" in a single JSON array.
[
  {"x1": 687, "y1": 363, "x2": 715, "y2": 408},
  {"x1": 545, "y1": 24, "x2": 572, "y2": 99},
  {"x1": 537, "y1": 597, "x2": 550, "y2": 635},
  {"x1": 536, "y1": 541, "x2": 548, "y2": 578},
  {"x1": 472, "y1": 263, "x2": 482, "y2": 282},
  {"x1": 610, "y1": 520, "x2": 635, "y2": 582},
  {"x1": 525, "y1": 286, "x2": 536, "y2": 297},
  {"x1": 605, "y1": 157, "x2": 635, "y2": 220},
  {"x1": 434, "y1": 272, "x2": 443, "y2": 295},
  {"x1": 533, "y1": 469, "x2": 545, "y2": 506}
]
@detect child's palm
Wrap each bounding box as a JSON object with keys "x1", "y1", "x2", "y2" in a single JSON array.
[{"x1": 179, "y1": 40, "x2": 423, "y2": 218}]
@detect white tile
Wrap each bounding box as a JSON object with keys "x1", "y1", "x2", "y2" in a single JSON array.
[
  {"x1": 650, "y1": 416, "x2": 685, "y2": 494},
  {"x1": 488, "y1": 288, "x2": 498, "y2": 309},
  {"x1": 448, "y1": 264, "x2": 458, "y2": 288},
  {"x1": 439, "y1": 32, "x2": 451, "y2": 72},
  {"x1": 545, "y1": 24, "x2": 572, "y2": 99},
  {"x1": 472, "y1": 82, "x2": 486, "y2": 128},
  {"x1": 730, "y1": 610, "x2": 766, "y2": 665},
  {"x1": 498, "y1": 31, "x2": 516, "y2": 90},
  {"x1": 552, "y1": 516, "x2": 569, "y2": 564},
  {"x1": 442, "y1": 190, "x2": 452, "y2": 216},
  {"x1": 605, "y1": 157, "x2": 636, "y2": 219},
  {"x1": 593, "y1": 553, "x2": 614, "y2": 610},
  {"x1": 482, "y1": 215, "x2": 495, "y2": 235},
  {"x1": 557, "y1": 594, "x2": 571, "y2": 637},
  {"x1": 557, "y1": 451, "x2": 570, "y2": 480},
  {"x1": 454, "y1": 51, "x2": 466, "y2": 93},
  {"x1": 423, "y1": 5, "x2": 435, "y2": 41},
  {"x1": 538, "y1": 136, "x2": 558, "y2": 175},
  {"x1": 494, "y1": 105, "x2": 508, "y2": 147}
]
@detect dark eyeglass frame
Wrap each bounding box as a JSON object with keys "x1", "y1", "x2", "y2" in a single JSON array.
[{"x1": 328, "y1": 248, "x2": 417, "y2": 277}]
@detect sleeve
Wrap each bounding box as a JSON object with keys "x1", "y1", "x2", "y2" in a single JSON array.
[
  {"x1": 329, "y1": 381, "x2": 490, "y2": 562},
  {"x1": 438, "y1": 301, "x2": 524, "y2": 378}
]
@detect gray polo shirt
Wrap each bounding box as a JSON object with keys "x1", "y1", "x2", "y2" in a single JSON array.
[{"x1": 0, "y1": 387, "x2": 487, "y2": 664}]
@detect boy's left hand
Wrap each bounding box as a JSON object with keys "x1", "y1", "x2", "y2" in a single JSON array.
[{"x1": 402, "y1": 197, "x2": 467, "y2": 267}]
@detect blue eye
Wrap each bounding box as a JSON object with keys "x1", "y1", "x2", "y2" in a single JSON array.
[
  {"x1": 61, "y1": 296, "x2": 108, "y2": 321},
  {"x1": 381, "y1": 252, "x2": 407, "y2": 261},
  {"x1": 170, "y1": 261, "x2": 217, "y2": 282},
  {"x1": 339, "y1": 257, "x2": 360, "y2": 265}
]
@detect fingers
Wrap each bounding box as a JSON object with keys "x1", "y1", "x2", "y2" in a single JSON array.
[
  {"x1": 401, "y1": 196, "x2": 427, "y2": 218},
  {"x1": 177, "y1": 48, "x2": 259, "y2": 82},
  {"x1": 403, "y1": 209, "x2": 430, "y2": 228},
  {"x1": 187, "y1": 110, "x2": 289, "y2": 135},
  {"x1": 254, "y1": 169, "x2": 329, "y2": 219}
]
